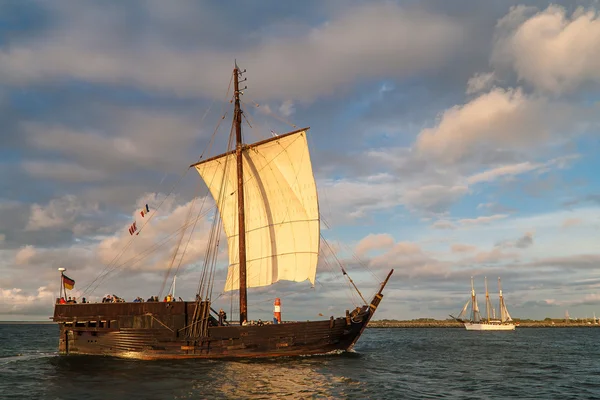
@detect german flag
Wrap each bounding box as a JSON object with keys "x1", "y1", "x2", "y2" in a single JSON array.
[{"x1": 63, "y1": 274, "x2": 75, "y2": 290}]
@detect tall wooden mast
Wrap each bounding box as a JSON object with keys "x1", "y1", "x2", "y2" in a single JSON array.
[
  {"x1": 484, "y1": 276, "x2": 490, "y2": 323},
  {"x1": 498, "y1": 277, "x2": 504, "y2": 322},
  {"x1": 470, "y1": 276, "x2": 475, "y2": 321},
  {"x1": 233, "y1": 64, "x2": 248, "y2": 324}
]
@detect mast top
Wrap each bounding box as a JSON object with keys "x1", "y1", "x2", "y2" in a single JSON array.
[
  {"x1": 498, "y1": 277, "x2": 503, "y2": 296},
  {"x1": 484, "y1": 276, "x2": 489, "y2": 295},
  {"x1": 470, "y1": 276, "x2": 475, "y2": 296}
]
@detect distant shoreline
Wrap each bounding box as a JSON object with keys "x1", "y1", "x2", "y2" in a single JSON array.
[
  {"x1": 2, "y1": 319, "x2": 598, "y2": 328},
  {"x1": 368, "y1": 320, "x2": 600, "y2": 328},
  {"x1": 0, "y1": 321, "x2": 55, "y2": 324}
]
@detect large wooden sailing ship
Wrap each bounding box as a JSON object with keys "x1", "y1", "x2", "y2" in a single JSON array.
[
  {"x1": 53, "y1": 64, "x2": 393, "y2": 359},
  {"x1": 450, "y1": 277, "x2": 515, "y2": 331}
]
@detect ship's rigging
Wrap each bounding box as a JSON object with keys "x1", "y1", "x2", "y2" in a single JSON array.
[{"x1": 77, "y1": 64, "x2": 384, "y2": 323}]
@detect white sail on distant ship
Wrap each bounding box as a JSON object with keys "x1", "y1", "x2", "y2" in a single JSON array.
[{"x1": 451, "y1": 277, "x2": 516, "y2": 331}]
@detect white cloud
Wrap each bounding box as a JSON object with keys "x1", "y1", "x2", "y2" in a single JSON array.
[
  {"x1": 95, "y1": 195, "x2": 216, "y2": 274},
  {"x1": 431, "y1": 214, "x2": 508, "y2": 230},
  {"x1": 14, "y1": 245, "x2": 36, "y2": 265},
  {"x1": 562, "y1": 218, "x2": 582, "y2": 228},
  {"x1": 403, "y1": 184, "x2": 469, "y2": 214},
  {"x1": 318, "y1": 174, "x2": 402, "y2": 220},
  {"x1": 0, "y1": 286, "x2": 56, "y2": 315},
  {"x1": 0, "y1": 2, "x2": 465, "y2": 100},
  {"x1": 498, "y1": 231, "x2": 535, "y2": 249},
  {"x1": 493, "y1": 5, "x2": 600, "y2": 94},
  {"x1": 470, "y1": 247, "x2": 518, "y2": 264},
  {"x1": 22, "y1": 160, "x2": 108, "y2": 182},
  {"x1": 515, "y1": 231, "x2": 534, "y2": 249},
  {"x1": 355, "y1": 233, "x2": 395, "y2": 257},
  {"x1": 23, "y1": 108, "x2": 204, "y2": 173},
  {"x1": 458, "y1": 214, "x2": 509, "y2": 226},
  {"x1": 26, "y1": 195, "x2": 99, "y2": 231},
  {"x1": 527, "y1": 254, "x2": 600, "y2": 271},
  {"x1": 416, "y1": 87, "x2": 582, "y2": 163},
  {"x1": 467, "y1": 161, "x2": 542, "y2": 185},
  {"x1": 278, "y1": 100, "x2": 295, "y2": 117},
  {"x1": 466, "y1": 72, "x2": 496, "y2": 94},
  {"x1": 432, "y1": 220, "x2": 456, "y2": 230},
  {"x1": 369, "y1": 241, "x2": 448, "y2": 277},
  {"x1": 451, "y1": 243, "x2": 477, "y2": 253}
]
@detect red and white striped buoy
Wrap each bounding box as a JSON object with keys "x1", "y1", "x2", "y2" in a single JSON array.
[{"x1": 273, "y1": 298, "x2": 281, "y2": 324}]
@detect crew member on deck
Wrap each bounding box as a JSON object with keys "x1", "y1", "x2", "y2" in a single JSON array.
[{"x1": 219, "y1": 308, "x2": 227, "y2": 326}]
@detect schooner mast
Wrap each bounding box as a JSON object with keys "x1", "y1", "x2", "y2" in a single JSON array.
[
  {"x1": 485, "y1": 276, "x2": 490, "y2": 323},
  {"x1": 234, "y1": 64, "x2": 248, "y2": 324},
  {"x1": 470, "y1": 276, "x2": 479, "y2": 322}
]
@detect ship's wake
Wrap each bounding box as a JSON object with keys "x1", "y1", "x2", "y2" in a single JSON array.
[{"x1": 0, "y1": 352, "x2": 57, "y2": 366}]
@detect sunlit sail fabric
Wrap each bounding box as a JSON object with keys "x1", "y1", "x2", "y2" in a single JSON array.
[
  {"x1": 457, "y1": 299, "x2": 470, "y2": 320},
  {"x1": 195, "y1": 130, "x2": 319, "y2": 292},
  {"x1": 472, "y1": 296, "x2": 481, "y2": 321},
  {"x1": 500, "y1": 296, "x2": 512, "y2": 322}
]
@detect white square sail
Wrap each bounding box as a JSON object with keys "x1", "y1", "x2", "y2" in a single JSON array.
[{"x1": 195, "y1": 130, "x2": 320, "y2": 292}]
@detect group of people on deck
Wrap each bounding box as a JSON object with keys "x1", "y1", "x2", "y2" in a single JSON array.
[
  {"x1": 102, "y1": 294, "x2": 125, "y2": 303},
  {"x1": 56, "y1": 296, "x2": 87, "y2": 304},
  {"x1": 241, "y1": 319, "x2": 266, "y2": 326},
  {"x1": 56, "y1": 294, "x2": 187, "y2": 304},
  {"x1": 56, "y1": 296, "x2": 275, "y2": 328}
]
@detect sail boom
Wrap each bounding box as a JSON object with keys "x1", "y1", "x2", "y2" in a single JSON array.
[{"x1": 189, "y1": 127, "x2": 311, "y2": 169}]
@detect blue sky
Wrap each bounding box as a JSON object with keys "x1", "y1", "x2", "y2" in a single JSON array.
[{"x1": 2, "y1": 0, "x2": 600, "y2": 322}]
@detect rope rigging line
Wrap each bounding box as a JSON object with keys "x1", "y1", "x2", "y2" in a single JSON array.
[
  {"x1": 241, "y1": 98, "x2": 298, "y2": 129},
  {"x1": 196, "y1": 116, "x2": 236, "y2": 302},
  {"x1": 169, "y1": 188, "x2": 213, "y2": 294},
  {"x1": 318, "y1": 240, "x2": 362, "y2": 308},
  {"x1": 83, "y1": 205, "x2": 218, "y2": 297},
  {"x1": 320, "y1": 234, "x2": 368, "y2": 305},
  {"x1": 319, "y1": 213, "x2": 383, "y2": 302},
  {"x1": 173, "y1": 74, "x2": 235, "y2": 302},
  {"x1": 81, "y1": 167, "x2": 192, "y2": 296},
  {"x1": 81, "y1": 74, "x2": 235, "y2": 298},
  {"x1": 320, "y1": 213, "x2": 380, "y2": 278},
  {"x1": 158, "y1": 179, "x2": 207, "y2": 299},
  {"x1": 196, "y1": 75, "x2": 234, "y2": 164}
]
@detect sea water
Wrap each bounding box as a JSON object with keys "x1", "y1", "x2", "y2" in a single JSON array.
[{"x1": 1, "y1": 324, "x2": 598, "y2": 399}]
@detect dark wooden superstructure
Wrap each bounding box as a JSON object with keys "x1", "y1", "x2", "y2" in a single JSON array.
[
  {"x1": 53, "y1": 270, "x2": 392, "y2": 359},
  {"x1": 52, "y1": 64, "x2": 394, "y2": 359}
]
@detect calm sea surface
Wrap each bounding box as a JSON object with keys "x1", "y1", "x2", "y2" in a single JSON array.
[{"x1": 1, "y1": 324, "x2": 599, "y2": 399}]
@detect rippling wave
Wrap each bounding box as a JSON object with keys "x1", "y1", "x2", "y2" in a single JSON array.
[{"x1": 1, "y1": 324, "x2": 599, "y2": 399}]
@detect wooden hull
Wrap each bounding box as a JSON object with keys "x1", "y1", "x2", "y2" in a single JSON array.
[
  {"x1": 53, "y1": 300, "x2": 378, "y2": 360},
  {"x1": 56, "y1": 319, "x2": 367, "y2": 360}
]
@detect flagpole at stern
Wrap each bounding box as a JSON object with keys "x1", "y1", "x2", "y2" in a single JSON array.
[{"x1": 58, "y1": 267, "x2": 66, "y2": 300}]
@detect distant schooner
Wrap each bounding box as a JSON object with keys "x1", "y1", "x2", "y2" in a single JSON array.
[
  {"x1": 52, "y1": 63, "x2": 393, "y2": 359},
  {"x1": 451, "y1": 277, "x2": 516, "y2": 331}
]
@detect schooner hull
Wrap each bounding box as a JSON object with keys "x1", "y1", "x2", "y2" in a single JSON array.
[
  {"x1": 53, "y1": 299, "x2": 381, "y2": 360},
  {"x1": 464, "y1": 322, "x2": 515, "y2": 331}
]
